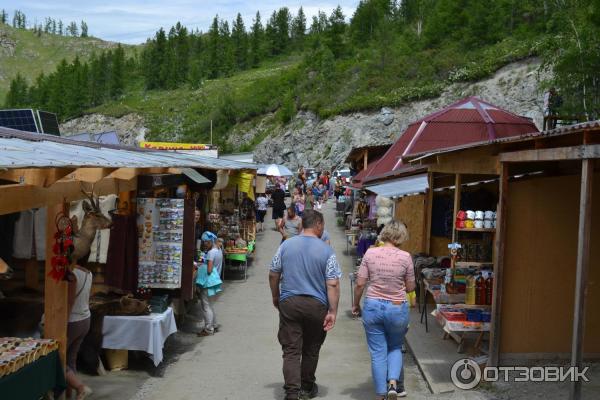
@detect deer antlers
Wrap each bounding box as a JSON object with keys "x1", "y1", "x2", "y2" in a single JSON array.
[{"x1": 80, "y1": 182, "x2": 100, "y2": 211}]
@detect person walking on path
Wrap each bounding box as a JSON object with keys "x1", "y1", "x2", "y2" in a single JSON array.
[
  {"x1": 293, "y1": 188, "x2": 306, "y2": 217},
  {"x1": 269, "y1": 210, "x2": 342, "y2": 400},
  {"x1": 256, "y1": 193, "x2": 269, "y2": 232},
  {"x1": 279, "y1": 205, "x2": 302, "y2": 242},
  {"x1": 272, "y1": 185, "x2": 287, "y2": 231},
  {"x1": 66, "y1": 265, "x2": 93, "y2": 400},
  {"x1": 352, "y1": 221, "x2": 415, "y2": 400}
]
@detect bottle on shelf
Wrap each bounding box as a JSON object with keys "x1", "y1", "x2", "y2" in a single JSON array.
[
  {"x1": 466, "y1": 273, "x2": 476, "y2": 305},
  {"x1": 475, "y1": 273, "x2": 486, "y2": 305},
  {"x1": 485, "y1": 271, "x2": 494, "y2": 306}
]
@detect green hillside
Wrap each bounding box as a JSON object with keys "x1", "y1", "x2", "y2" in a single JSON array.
[
  {"x1": 3, "y1": 0, "x2": 600, "y2": 152},
  {"x1": 0, "y1": 24, "x2": 138, "y2": 100}
]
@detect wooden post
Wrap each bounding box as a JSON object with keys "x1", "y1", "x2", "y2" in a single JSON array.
[
  {"x1": 423, "y1": 172, "x2": 434, "y2": 254},
  {"x1": 363, "y1": 150, "x2": 368, "y2": 171},
  {"x1": 24, "y1": 259, "x2": 40, "y2": 290},
  {"x1": 489, "y1": 163, "x2": 509, "y2": 367},
  {"x1": 44, "y1": 203, "x2": 69, "y2": 370},
  {"x1": 451, "y1": 174, "x2": 462, "y2": 243},
  {"x1": 570, "y1": 159, "x2": 594, "y2": 400}
]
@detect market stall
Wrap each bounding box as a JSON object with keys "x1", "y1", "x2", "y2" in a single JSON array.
[{"x1": 0, "y1": 127, "x2": 257, "y2": 392}]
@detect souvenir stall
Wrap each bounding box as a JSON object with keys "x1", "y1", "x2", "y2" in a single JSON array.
[
  {"x1": 205, "y1": 171, "x2": 256, "y2": 280},
  {"x1": 0, "y1": 128, "x2": 257, "y2": 395}
]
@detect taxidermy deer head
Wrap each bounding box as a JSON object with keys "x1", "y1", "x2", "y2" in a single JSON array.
[{"x1": 71, "y1": 184, "x2": 113, "y2": 263}]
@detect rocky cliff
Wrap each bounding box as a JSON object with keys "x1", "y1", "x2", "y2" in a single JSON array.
[
  {"x1": 252, "y1": 58, "x2": 547, "y2": 168},
  {"x1": 61, "y1": 58, "x2": 547, "y2": 166},
  {"x1": 60, "y1": 113, "x2": 148, "y2": 145}
]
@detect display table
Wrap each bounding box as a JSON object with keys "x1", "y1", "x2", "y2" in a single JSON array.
[
  {"x1": 419, "y1": 279, "x2": 465, "y2": 332},
  {"x1": 0, "y1": 350, "x2": 66, "y2": 399},
  {"x1": 432, "y1": 306, "x2": 490, "y2": 353},
  {"x1": 102, "y1": 307, "x2": 177, "y2": 366}
]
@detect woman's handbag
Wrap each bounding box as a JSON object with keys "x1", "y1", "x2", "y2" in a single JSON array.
[{"x1": 196, "y1": 263, "x2": 223, "y2": 296}]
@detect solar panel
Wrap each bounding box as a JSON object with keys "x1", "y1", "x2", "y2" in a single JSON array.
[
  {"x1": 37, "y1": 110, "x2": 60, "y2": 136},
  {"x1": 0, "y1": 109, "x2": 39, "y2": 133}
]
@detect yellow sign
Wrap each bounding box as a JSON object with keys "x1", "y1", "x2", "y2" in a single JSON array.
[{"x1": 140, "y1": 141, "x2": 217, "y2": 151}]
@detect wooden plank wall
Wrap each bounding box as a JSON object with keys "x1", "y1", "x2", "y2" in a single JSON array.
[
  {"x1": 394, "y1": 194, "x2": 426, "y2": 254},
  {"x1": 500, "y1": 172, "x2": 600, "y2": 355}
]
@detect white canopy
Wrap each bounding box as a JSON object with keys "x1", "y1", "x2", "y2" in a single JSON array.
[
  {"x1": 257, "y1": 164, "x2": 293, "y2": 177},
  {"x1": 365, "y1": 173, "x2": 429, "y2": 198}
]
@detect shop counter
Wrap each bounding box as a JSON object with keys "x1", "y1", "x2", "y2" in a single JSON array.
[
  {"x1": 102, "y1": 307, "x2": 177, "y2": 366},
  {"x1": 0, "y1": 350, "x2": 66, "y2": 400}
]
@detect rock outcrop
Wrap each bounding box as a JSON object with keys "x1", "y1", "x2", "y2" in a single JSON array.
[
  {"x1": 251, "y1": 58, "x2": 547, "y2": 168},
  {"x1": 60, "y1": 113, "x2": 148, "y2": 146},
  {"x1": 61, "y1": 58, "x2": 548, "y2": 168}
]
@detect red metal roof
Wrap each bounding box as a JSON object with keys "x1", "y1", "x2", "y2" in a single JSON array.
[
  {"x1": 351, "y1": 159, "x2": 380, "y2": 189},
  {"x1": 364, "y1": 96, "x2": 538, "y2": 183}
]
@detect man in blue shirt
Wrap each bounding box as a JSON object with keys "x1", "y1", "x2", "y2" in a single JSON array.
[{"x1": 269, "y1": 210, "x2": 341, "y2": 400}]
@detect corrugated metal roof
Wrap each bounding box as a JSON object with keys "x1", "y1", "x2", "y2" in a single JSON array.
[
  {"x1": 365, "y1": 173, "x2": 429, "y2": 197},
  {"x1": 0, "y1": 126, "x2": 257, "y2": 170},
  {"x1": 364, "y1": 96, "x2": 538, "y2": 183},
  {"x1": 404, "y1": 119, "x2": 600, "y2": 161}
]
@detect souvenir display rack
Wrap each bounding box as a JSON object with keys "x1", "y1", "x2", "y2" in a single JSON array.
[{"x1": 137, "y1": 198, "x2": 185, "y2": 289}]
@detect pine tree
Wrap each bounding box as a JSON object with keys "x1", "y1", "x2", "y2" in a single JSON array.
[
  {"x1": 291, "y1": 7, "x2": 307, "y2": 50},
  {"x1": 58, "y1": 20, "x2": 63, "y2": 35},
  {"x1": 275, "y1": 7, "x2": 291, "y2": 54},
  {"x1": 189, "y1": 34, "x2": 205, "y2": 88},
  {"x1": 206, "y1": 16, "x2": 221, "y2": 78},
  {"x1": 265, "y1": 11, "x2": 278, "y2": 56},
  {"x1": 1, "y1": 10, "x2": 8, "y2": 25},
  {"x1": 67, "y1": 21, "x2": 79, "y2": 37},
  {"x1": 145, "y1": 28, "x2": 168, "y2": 89},
  {"x1": 4, "y1": 73, "x2": 29, "y2": 108},
  {"x1": 51, "y1": 19, "x2": 56, "y2": 34},
  {"x1": 326, "y1": 6, "x2": 347, "y2": 58},
  {"x1": 81, "y1": 21, "x2": 88, "y2": 37},
  {"x1": 219, "y1": 20, "x2": 235, "y2": 76},
  {"x1": 172, "y1": 22, "x2": 190, "y2": 85},
  {"x1": 249, "y1": 11, "x2": 265, "y2": 67},
  {"x1": 44, "y1": 17, "x2": 51, "y2": 33},
  {"x1": 111, "y1": 45, "x2": 125, "y2": 97},
  {"x1": 231, "y1": 13, "x2": 248, "y2": 70}
]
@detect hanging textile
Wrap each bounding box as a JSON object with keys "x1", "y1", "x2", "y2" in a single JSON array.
[
  {"x1": 13, "y1": 208, "x2": 47, "y2": 261},
  {"x1": 105, "y1": 214, "x2": 139, "y2": 292},
  {"x1": 226, "y1": 172, "x2": 255, "y2": 200}
]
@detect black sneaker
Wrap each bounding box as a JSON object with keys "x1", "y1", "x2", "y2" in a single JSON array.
[
  {"x1": 387, "y1": 384, "x2": 397, "y2": 400},
  {"x1": 300, "y1": 383, "x2": 318, "y2": 399},
  {"x1": 396, "y1": 384, "x2": 407, "y2": 398}
]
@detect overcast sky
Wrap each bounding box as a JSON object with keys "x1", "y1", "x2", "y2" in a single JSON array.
[{"x1": 3, "y1": 1, "x2": 359, "y2": 44}]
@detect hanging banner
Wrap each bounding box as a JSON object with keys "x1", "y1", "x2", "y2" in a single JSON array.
[{"x1": 139, "y1": 142, "x2": 218, "y2": 158}]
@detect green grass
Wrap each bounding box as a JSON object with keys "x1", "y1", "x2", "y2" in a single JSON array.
[
  {"x1": 0, "y1": 24, "x2": 139, "y2": 100},
  {"x1": 89, "y1": 61, "x2": 300, "y2": 149}
]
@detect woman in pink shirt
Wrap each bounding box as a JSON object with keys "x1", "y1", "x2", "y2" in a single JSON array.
[{"x1": 352, "y1": 221, "x2": 415, "y2": 400}]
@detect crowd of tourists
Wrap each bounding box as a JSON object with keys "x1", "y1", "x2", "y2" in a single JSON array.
[{"x1": 258, "y1": 166, "x2": 415, "y2": 400}]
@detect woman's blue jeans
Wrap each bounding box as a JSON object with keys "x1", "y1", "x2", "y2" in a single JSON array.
[{"x1": 362, "y1": 298, "x2": 409, "y2": 395}]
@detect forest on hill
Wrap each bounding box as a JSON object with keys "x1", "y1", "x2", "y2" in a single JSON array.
[{"x1": 3, "y1": 0, "x2": 600, "y2": 149}]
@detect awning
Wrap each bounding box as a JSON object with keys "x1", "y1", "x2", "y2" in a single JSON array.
[
  {"x1": 365, "y1": 173, "x2": 429, "y2": 198},
  {"x1": 181, "y1": 168, "x2": 211, "y2": 184}
]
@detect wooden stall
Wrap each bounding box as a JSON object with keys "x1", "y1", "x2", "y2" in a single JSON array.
[
  {"x1": 0, "y1": 127, "x2": 257, "y2": 379},
  {"x1": 404, "y1": 121, "x2": 600, "y2": 400}
]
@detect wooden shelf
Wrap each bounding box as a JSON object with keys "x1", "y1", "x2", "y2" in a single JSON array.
[
  {"x1": 456, "y1": 228, "x2": 496, "y2": 232},
  {"x1": 455, "y1": 261, "x2": 494, "y2": 267}
]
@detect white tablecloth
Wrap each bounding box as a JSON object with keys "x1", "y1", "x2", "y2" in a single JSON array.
[{"x1": 102, "y1": 307, "x2": 177, "y2": 366}]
